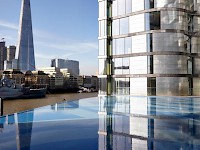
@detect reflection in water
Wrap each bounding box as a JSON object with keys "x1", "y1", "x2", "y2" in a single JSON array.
[
  {"x1": 51, "y1": 100, "x2": 79, "y2": 110},
  {"x1": 16, "y1": 111, "x2": 34, "y2": 150},
  {"x1": 98, "y1": 96, "x2": 200, "y2": 150},
  {"x1": 0, "y1": 97, "x2": 199, "y2": 149},
  {"x1": 0, "y1": 111, "x2": 34, "y2": 150},
  {"x1": 0, "y1": 100, "x2": 81, "y2": 150}
]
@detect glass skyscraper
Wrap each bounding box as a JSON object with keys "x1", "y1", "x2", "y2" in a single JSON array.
[
  {"x1": 16, "y1": 0, "x2": 35, "y2": 71},
  {"x1": 98, "y1": 0, "x2": 200, "y2": 96}
]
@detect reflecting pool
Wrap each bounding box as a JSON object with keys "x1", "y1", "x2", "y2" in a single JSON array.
[{"x1": 0, "y1": 96, "x2": 200, "y2": 150}]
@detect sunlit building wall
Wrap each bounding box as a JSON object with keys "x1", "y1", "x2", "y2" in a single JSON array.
[
  {"x1": 51, "y1": 58, "x2": 79, "y2": 76},
  {"x1": 98, "y1": 0, "x2": 200, "y2": 96},
  {"x1": 38, "y1": 67, "x2": 64, "y2": 89}
]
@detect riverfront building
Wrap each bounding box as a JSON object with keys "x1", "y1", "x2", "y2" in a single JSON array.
[
  {"x1": 16, "y1": 0, "x2": 35, "y2": 71},
  {"x1": 7, "y1": 46, "x2": 16, "y2": 61},
  {"x1": 0, "y1": 42, "x2": 6, "y2": 70},
  {"x1": 4, "y1": 46, "x2": 16, "y2": 70},
  {"x1": 98, "y1": 0, "x2": 200, "y2": 96},
  {"x1": 51, "y1": 58, "x2": 80, "y2": 76}
]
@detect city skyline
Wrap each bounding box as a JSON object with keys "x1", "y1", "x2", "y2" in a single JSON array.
[{"x1": 0, "y1": 0, "x2": 98, "y2": 75}]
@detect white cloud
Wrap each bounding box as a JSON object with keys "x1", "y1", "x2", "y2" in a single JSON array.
[
  {"x1": 0, "y1": 20, "x2": 98, "y2": 55},
  {"x1": 35, "y1": 53, "x2": 56, "y2": 59},
  {"x1": 0, "y1": 20, "x2": 18, "y2": 30},
  {"x1": 35, "y1": 40, "x2": 98, "y2": 58}
]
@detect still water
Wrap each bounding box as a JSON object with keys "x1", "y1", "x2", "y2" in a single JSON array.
[{"x1": 0, "y1": 96, "x2": 199, "y2": 150}]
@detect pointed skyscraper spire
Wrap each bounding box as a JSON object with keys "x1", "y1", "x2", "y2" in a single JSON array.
[{"x1": 16, "y1": 0, "x2": 35, "y2": 71}]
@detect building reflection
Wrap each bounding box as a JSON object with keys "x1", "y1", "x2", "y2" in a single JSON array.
[
  {"x1": 98, "y1": 96, "x2": 200, "y2": 150},
  {"x1": 0, "y1": 100, "x2": 80, "y2": 149},
  {"x1": 51, "y1": 100, "x2": 79, "y2": 111},
  {"x1": 0, "y1": 110, "x2": 34, "y2": 150}
]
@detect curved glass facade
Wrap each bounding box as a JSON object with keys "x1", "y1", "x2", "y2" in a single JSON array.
[{"x1": 98, "y1": 0, "x2": 200, "y2": 96}]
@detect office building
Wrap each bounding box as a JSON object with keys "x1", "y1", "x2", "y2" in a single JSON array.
[
  {"x1": 0, "y1": 42, "x2": 7, "y2": 70},
  {"x1": 51, "y1": 58, "x2": 79, "y2": 76},
  {"x1": 16, "y1": 0, "x2": 35, "y2": 71},
  {"x1": 4, "y1": 46, "x2": 16, "y2": 70},
  {"x1": 38, "y1": 67, "x2": 64, "y2": 89},
  {"x1": 2, "y1": 69, "x2": 25, "y2": 85},
  {"x1": 98, "y1": 0, "x2": 200, "y2": 96},
  {"x1": 24, "y1": 70, "x2": 48, "y2": 88},
  {"x1": 78, "y1": 75, "x2": 98, "y2": 90},
  {"x1": 7, "y1": 46, "x2": 16, "y2": 61},
  {"x1": 4, "y1": 60, "x2": 12, "y2": 70}
]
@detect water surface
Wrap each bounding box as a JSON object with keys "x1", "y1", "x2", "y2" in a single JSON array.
[{"x1": 0, "y1": 96, "x2": 199, "y2": 150}]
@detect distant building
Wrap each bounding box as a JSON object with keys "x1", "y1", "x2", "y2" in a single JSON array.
[
  {"x1": 4, "y1": 59, "x2": 18, "y2": 70},
  {"x1": 7, "y1": 46, "x2": 16, "y2": 61},
  {"x1": 51, "y1": 58, "x2": 79, "y2": 76},
  {"x1": 4, "y1": 60, "x2": 12, "y2": 70},
  {"x1": 24, "y1": 70, "x2": 48, "y2": 88},
  {"x1": 11, "y1": 59, "x2": 18, "y2": 70},
  {"x1": 0, "y1": 42, "x2": 7, "y2": 70},
  {"x1": 78, "y1": 75, "x2": 98, "y2": 91},
  {"x1": 60, "y1": 68, "x2": 78, "y2": 89},
  {"x1": 77, "y1": 76, "x2": 84, "y2": 87},
  {"x1": 2, "y1": 69, "x2": 24, "y2": 85},
  {"x1": 4, "y1": 46, "x2": 16, "y2": 70},
  {"x1": 38, "y1": 67, "x2": 64, "y2": 89}
]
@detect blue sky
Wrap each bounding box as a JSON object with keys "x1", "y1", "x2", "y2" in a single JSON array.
[{"x1": 0, "y1": 0, "x2": 98, "y2": 75}]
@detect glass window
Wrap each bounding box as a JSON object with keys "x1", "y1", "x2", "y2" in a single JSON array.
[
  {"x1": 113, "y1": 19, "x2": 120, "y2": 36},
  {"x1": 99, "y1": 1, "x2": 105, "y2": 18},
  {"x1": 129, "y1": 14, "x2": 145, "y2": 33},
  {"x1": 132, "y1": 0, "x2": 144, "y2": 12},
  {"x1": 112, "y1": 0, "x2": 117, "y2": 17},
  {"x1": 132, "y1": 34, "x2": 147, "y2": 53},
  {"x1": 154, "y1": 12, "x2": 160, "y2": 30},
  {"x1": 99, "y1": 59, "x2": 106, "y2": 75},
  {"x1": 146, "y1": 11, "x2": 160, "y2": 30},
  {"x1": 130, "y1": 56, "x2": 147, "y2": 74},
  {"x1": 122, "y1": 58, "x2": 130, "y2": 74},
  {"x1": 99, "y1": 39, "x2": 106, "y2": 56},
  {"x1": 147, "y1": 55, "x2": 153, "y2": 74},
  {"x1": 114, "y1": 78, "x2": 130, "y2": 95},
  {"x1": 145, "y1": 0, "x2": 154, "y2": 9},
  {"x1": 114, "y1": 58, "x2": 123, "y2": 74},
  {"x1": 147, "y1": 77, "x2": 156, "y2": 95},
  {"x1": 188, "y1": 57, "x2": 192, "y2": 74},
  {"x1": 116, "y1": 38, "x2": 125, "y2": 55},
  {"x1": 120, "y1": 17, "x2": 129, "y2": 35},
  {"x1": 126, "y1": 0, "x2": 132, "y2": 14},
  {"x1": 99, "y1": 20, "x2": 106, "y2": 37},
  {"x1": 99, "y1": 77, "x2": 107, "y2": 95},
  {"x1": 154, "y1": 55, "x2": 187, "y2": 74},
  {"x1": 147, "y1": 33, "x2": 152, "y2": 52},
  {"x1": 125, "y1": 37, "x2": 132, "y2": 54},
  {"x1": 118, "y1": 0, "x2": 126, "y2": 15},
  {"x1": 112, "y1": 39, "x2": 116, "y2": 55}
]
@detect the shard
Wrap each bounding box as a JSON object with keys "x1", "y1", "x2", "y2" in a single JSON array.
[{"x1": 16, "y1": 0, "x2": 35, "y2": 71}]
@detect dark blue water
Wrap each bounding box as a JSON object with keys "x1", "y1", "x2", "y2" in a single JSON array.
[{"x1": 0, "y1": 96, "x2": 200, "y2": 150}]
